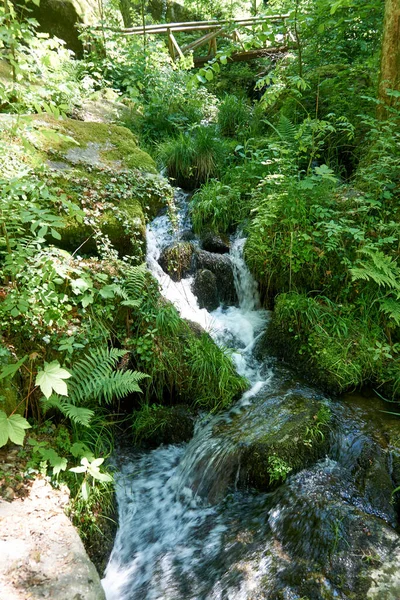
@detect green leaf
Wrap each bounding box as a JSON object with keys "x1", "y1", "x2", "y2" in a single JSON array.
[
  {"x1": 35, "y1": 361, "x2": 71, "y2": 399},
  {"x1": 40, "y1": 448, "x2": 67, "y2": 475},
  {"x1": 0, "y1": 411, "x2": 31, "y2": 447},
  {"x1": 0, "y1": 356, "x2": 28, "y2": 380},
  {"x1": 70, "y1": 465, "x2": 87, "y2": 474},
  {"x1": 99, "y1": 285, "x2": 117, "y2": 299},
  {"x1": 81, "y1": 480, "x2": 90, "y2": 501},
  {"x1": 205, "y1": 70, "x2": 214, "y2": 82}
]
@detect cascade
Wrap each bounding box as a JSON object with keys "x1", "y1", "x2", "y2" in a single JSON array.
[{"x1": 102, "y1": 190, "x2": 400, "y2": 600}]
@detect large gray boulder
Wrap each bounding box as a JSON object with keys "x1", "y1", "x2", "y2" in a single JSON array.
[
  {"x1": 22, "y1": 0, "x2": 99, "y2": 56},
  {"x1": 192, "y1": 269, "x2": 219, "y2": 311},
  {"x1": 159, "y1": 242, "x2": 195, "y2": 282}
]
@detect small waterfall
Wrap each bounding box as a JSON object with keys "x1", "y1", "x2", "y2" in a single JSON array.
[{"x1": 102, "y1": 189, "x2": 400, "y2": 599}]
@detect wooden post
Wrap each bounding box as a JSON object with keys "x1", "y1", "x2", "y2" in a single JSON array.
[{"x1": 167, "y1": 28, "x2": 175, "y2": 59}]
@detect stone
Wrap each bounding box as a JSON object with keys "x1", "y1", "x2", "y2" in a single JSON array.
[
  {"x1": 159, "y1": 242, "x2": 195, "y2": 282},
  {"x1": 192, "y1": 269, "x2": 219, "y2": 311},
  {"x1": 20, "y1": 0, "x2": 100, "y2": 56},
  {"x1": 195, "y1": 249, "x2": 237, "y2": 305},
  {"x1": 200, "y1": 229, "x2": 230, "y2": 254},
  {"x1": 0, "y1": 478, "x2": 106, "y2": 599},
  {"x1": 132, "y1": 404, "x2": 195, "y2": 447}
]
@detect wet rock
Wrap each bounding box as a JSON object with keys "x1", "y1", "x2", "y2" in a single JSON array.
[
  {"x1": 184, "y1": 319, "x2": 207, "y2": 338},
  {"x1": 219, "y1": 386, "x2": 332, "y2": 490},
  {"x1": 266, "y1": 460, "x2": 400, "y2": 600},
  {"x1": 185, "y1": 383, "x2": 333, "y2": 503},
  {"x1": 159, "y1": 242, "x2": 195, "y2": 282},
  {"x1": 200, "y1": 230, "x2": 230, "y2": 254},
  {"x1": 195, "y1": 249, "x2": 237, "y2": 305},
  {"x1": 132, "y1": 405, "x2": 195, "y2": 447},
  {"x1": 192, "y1": 269, "x2": 219, "y2": 311},
  {"x1": 180, "y1": 229, "x2": 196, "y2": 242}
]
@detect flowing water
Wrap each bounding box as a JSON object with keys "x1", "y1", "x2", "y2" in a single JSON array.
[{"x1": 102, "y1": 191, "x2": 400, "y2": 600}]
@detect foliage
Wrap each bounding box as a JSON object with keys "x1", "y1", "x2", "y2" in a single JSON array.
[
  {"x1": 191, "y1": 179, "x2": 241, "y2": 234},
  {"x1": 0, "y1": 2, "x2": 91, "y2": 113},
  {"x1": 267, "y1": 454, "x2": 292, "y2": 483},
  {"x1": 158, "y1": 126, "x2": 229, "y2": 189}
]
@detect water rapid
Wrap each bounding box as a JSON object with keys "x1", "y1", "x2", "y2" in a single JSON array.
[{"x1": 102, "y1": 190, "x2": 400, "y2": 600}]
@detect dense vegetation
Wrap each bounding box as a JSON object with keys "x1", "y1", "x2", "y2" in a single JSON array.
[{"x1": 0, "y1": 0, "x2": 399, "y2": 569}]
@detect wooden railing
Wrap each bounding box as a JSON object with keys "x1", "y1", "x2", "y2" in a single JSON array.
[{"x1": 94, "y1": 14, "x2": 292, "y2": 66}]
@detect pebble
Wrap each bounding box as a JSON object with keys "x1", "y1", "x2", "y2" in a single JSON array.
[{"x1": 4, "y1": 487, "x2": 15, "y2": 501}]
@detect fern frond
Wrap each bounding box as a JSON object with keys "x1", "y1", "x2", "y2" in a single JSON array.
[
  {"x1": 95, "y1": 370, "x2": 149, "y2": 404},
  {"x1": 277, "y1": 115, "x2": 297, "y2": 145},
  {"x1": 379, "y1": 297, "x2": 400, "y2": 325},
  {"x1": 68, "y1": 347, "x2": 148, "y2": 405},
  {"x1": 351, "y1": 249, "x2": 400, "y2": 291},
  {"x1": 41, "y1": 395, "x2": 94, "y2": 426},
  {"x1": 124, "y1": 264, "x2": 147, "y2": 300}
]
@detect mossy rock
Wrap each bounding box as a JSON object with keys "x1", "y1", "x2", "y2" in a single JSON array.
[
  {"x1": 58, "y1": 198, "x2": 146, "y2": 259},
  {"x1": 159, "y1": 242, "x2": 195, "y2": 282},
  {"x1": 18, "y1": 0, "x2": 99, "y2": 56},
  {"x1": 31, "y1": 115, "x2": 156, "y2": 173},
  {"x1": 214, "y1": 386, "x2": 332, "y2": 491},
  {"x1": 132, "y1": 404, "x2": 195, "y2": 447}
]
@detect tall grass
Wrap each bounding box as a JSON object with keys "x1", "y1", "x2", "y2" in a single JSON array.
[{"x1": 158, "y1": 126, "x2": 228, "y2": 190}]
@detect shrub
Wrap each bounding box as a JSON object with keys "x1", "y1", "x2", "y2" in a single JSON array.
[{"x1": 191, "y1": 179, "x2": 241, "y2": 234}]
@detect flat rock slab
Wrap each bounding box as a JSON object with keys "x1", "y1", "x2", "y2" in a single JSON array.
[{"x1": 0, "y1": 478, "x2": 105, "y2": 600}]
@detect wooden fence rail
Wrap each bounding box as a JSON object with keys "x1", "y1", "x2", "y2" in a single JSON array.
[{"x1": 91, "y1": 14, "x2": 292, "y2": 66}]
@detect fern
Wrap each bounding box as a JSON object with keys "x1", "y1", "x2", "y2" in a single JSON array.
[
  {"x1": 68, "y1": 347, "x2": 148, "y2": 406},
  {"x1": 41, "y1": 396, "x2": 94, "y2": 426},
  {"x1": 277, "y1": 115, "x2": 298, "y2": 146},
  {"x1": 350, "y1": 248, "x2": 400, "y2": 291},
  {"x1": 41, "y1": 347, "x2": 149, "y2": 426},
  {"x1": 378, "y1": 297, "x2": 400, "y2": 325},
  {"x1": 114, "y1": 263, "x2": 147, "y2": 308}
]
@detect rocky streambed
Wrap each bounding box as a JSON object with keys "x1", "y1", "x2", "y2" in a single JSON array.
[{"x1": 101, "y1": 190, "x2": 400, "y2": 600}]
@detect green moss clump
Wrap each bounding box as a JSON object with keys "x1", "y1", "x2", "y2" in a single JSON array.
[
  {"x1": 215, "y1": 391, "x2": 332, "y2": 490},
  {"x1": 31, "y1": 115, "x2": 156, "y2": 173},
  {"x1": 132, "y1": 404, "x2": 195, "y2": 446}
]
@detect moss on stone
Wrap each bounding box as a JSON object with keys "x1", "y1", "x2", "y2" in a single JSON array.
[
  {"x1": 132, "y1": 404, "x2": 195, "y2": 447},
  {"x1": 58, "y1": 197, "x2": 146, "y2": 260},
  {"x1": 31, "y1": 115, "x2": 156, "y2": 173},
  {"x1": 214, "y1": 390, "x2": 332, "y2": 490}
]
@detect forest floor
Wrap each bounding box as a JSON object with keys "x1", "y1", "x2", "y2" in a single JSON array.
[{"x1": 0, "y1": 447, "x2": 105, "y2": 600}]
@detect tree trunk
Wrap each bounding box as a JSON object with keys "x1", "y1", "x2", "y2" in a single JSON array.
[
  {"x1": 119, "y1": 0, "x2": 133, "y2": 27},
  {"x1": 378, "y1": 0, "x2": 400, "y2": 117}
]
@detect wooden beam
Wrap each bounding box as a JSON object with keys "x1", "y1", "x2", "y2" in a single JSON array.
[
  {"x1": 193, "y1": 45, "x2": 288, "y2": 67},
  {"x1": 167, "y1": 28, "x2": 175, "y2": 58},
  {"x1": 169, "y1": 31, "x2": 184, "y2": 59},
  {"x1": 120, "y1": 14, "x2": 290, "y2": 33},
  {"x1": 181, "y1": 29, "x2": 222, "y2": 54}
]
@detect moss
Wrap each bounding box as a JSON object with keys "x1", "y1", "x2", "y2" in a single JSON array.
[
  {"x1": 214, "y1": 390, "x2": 332, "y2": 490},
  {"x1": 158, "y1": 242, "x2": 195, "y2": 281},
  {"x1": 58, "y1": 197, "x2": 146, "y2": 260},
  {"x1": 132, "y1": 404, "x2": 195, "y2": 447},
  {"x1": 31, "y1": 115, "x2": 156, "y2": 173},
  {"x1": 262, "y1": 293, "x2": 380, "y2": 395}
]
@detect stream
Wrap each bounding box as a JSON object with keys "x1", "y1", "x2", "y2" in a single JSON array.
[{"x1": 102, "y1": 190, "x2": 400, "y2": 600}]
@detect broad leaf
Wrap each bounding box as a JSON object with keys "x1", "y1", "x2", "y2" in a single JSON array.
[
  {"x1": 35, "y1": 361, "x2": 71, "y2": 399},
  {"x1": 0, "y1": 356, "x2": 28, "y2": 380},
  {"x1": 0, "y1": 411, "x2": 31, "y2": 447}
]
